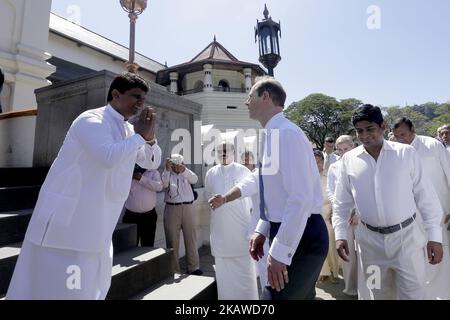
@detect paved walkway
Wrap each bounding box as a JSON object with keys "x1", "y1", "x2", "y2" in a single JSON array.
[{"x1": 180, "y1": 245, "x2": 358, "y2": 300}]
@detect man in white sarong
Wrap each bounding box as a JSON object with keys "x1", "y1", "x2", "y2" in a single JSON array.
[
  {"x1": 209, "y1": 161, "x2": 270, "y2": 299},
  {"x1": 7, "y1": 72, "x2": 162, "y2": 300},
  {"x1": 205, "y1": 142, "x2": 258, "y2": 300},
  {"x1": 393, "y1": 117, "x2": 450, "y2": 299}
]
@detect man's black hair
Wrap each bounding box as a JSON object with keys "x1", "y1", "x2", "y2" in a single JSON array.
[
  {"x1": 392, "y1": 117, "x2": 414, "y2": 130},
  {"x1": 313, "y1": 149, "x2": 324, "y2": 160},
  {"x1": 351, "y1": 104, "x2": 384, "y2": 126},
  {"x1": 107, "y1": 72, "x2": 149, "y2": 102}
]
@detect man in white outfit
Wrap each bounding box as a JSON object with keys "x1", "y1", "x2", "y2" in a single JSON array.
[
  {"x1": 393, "y1": 117, "x2": 450, "y2": 299},
  {"x1": 7, "y1": 73, "x2": 162, "y2": 299},
  {"x1": 205, "y1": 142, "x2": 258, "y2": 300},
  {"x1": 333, "y1": 104, "x2": 443, "y2": 300},
  {"x1": 327, "y1": 135, "x2": 358, "y2": 297},
  {"x1": 209, "y1": 159, "x2": 270, "y2": 299}
]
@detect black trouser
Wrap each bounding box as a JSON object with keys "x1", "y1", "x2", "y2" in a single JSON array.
[
  {"x1": 123, "y1": 208, "x2": 158, "y2": 247},
  {"x1": 267, "y1": 214, "x2": 329, "y2": 300}
]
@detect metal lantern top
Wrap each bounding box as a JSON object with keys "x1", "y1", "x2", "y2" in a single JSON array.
[
  {"x1": 254, "y1": 4, "x2": 281, "y2": 76},
  {"x1": 255, "y1": 4, "x2": 281, "y2": 56},
  {"x1": 120, "y1": 0, "x2": 147, "y2": 15}
]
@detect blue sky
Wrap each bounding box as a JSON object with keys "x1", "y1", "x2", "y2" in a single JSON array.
[{"x1": 50, "y1": 0, "x2": 450, "y2": 107}]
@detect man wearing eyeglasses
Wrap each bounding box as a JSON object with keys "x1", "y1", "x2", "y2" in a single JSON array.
[
  {"x1": 206, "y1": 142, "x2": 258, "y2": 300},
  {"x1": 7, "y1": 72, "x2": 162, "y2": 300}
]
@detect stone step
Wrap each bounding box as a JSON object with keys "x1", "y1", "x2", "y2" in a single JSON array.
[
  {"x1": 106, "y1": 247, "x2": 176, "y2": 300},
  {"x1": 0, "y1": 242, "x2": 20, "y2": 295},
  {"x1": 0, "y1": 205, "x2": 137, "y2": 250},
  {"x1": 0, "y1": 223, "x2": 138, "y2": 295},
  {"x1": 0, "y1": 186, "x2": 41, "y2": 212},
  {"x1": 0, "y1": 210, "x2": 33, "y2": 246},
  {"x1": 0, "y1": 167, "x2": 48, "y2": 188},
  {"x1": 112, "y1": 223, "x2": 137, "y2": 254},
  {"x1": 132, "y1": 273, "x2": 217, "y2": 300}
]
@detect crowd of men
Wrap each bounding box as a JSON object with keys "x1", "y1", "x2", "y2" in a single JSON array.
[{"x1": 4, "y1": 72, "x2": 450, "y2": 300}]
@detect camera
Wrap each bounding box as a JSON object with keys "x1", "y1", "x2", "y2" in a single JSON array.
[{"x1": 133, "y1": 164, "x2": 146, "y2": 175}]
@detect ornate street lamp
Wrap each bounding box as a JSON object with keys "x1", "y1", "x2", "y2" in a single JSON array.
[
  {"x1": 254, "y1": 4, "x2": 281, "y2": 76},
  {"x1": 120, "y1": 0, "x2": 147, "y2": 73}
]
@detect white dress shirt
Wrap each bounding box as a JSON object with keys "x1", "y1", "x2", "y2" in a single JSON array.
[
  {"x1": 411, "y1": 135, "x2": 450, "y2": 213},
  {"x1": 255, "y1": 112, "x2": 323, "y2": 265},
  {"x1": 326, "y1": 160, "x2": 342, "y2": 205},
  {"x1": 25, "y1": 104, "x2": 162, "y2": 252},
  {"x1": 162, "y1": 169, "x2": 198, "y2": 203},
  {"x1": 332, "y1": 140, "x2": 443, "y2": 242},
  {"x1": 205, "y1": 162, "x2": 252, "y2": 257},
  {"x1": 236, "y1": 169, "x2": 260, "y2": 236}
]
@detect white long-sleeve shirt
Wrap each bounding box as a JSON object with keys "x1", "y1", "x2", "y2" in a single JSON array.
[
  {"x1": 326, "y1": 160, "x2": 342, "y2": 205},
  {"x1": 411, "y1": 135, "x2": 450, "y2": 213},
  {"x1": 25, "y1": 104, "x2": 162, "y2": 252},
  {"x1": 236, "y1": 169, "x2": 261, "y2": 236},
  {"x1": 255, "y1": 112, "x2": 323, "y2": 265},
  {"x1": 332, "y1": 140, "x2": 443, "y2": 243},
  {"x1": 162, "y1": 169, "x2": 198, "y2": 203},
  {"x1": 205, "y1": 162, "x2": 251, "y2": 257}
]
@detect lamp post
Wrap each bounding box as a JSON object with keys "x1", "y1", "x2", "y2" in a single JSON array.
[
  {"x1": 254, "y1": 4, "x2": 281, "y2": 76},
  {"x1": 120, "y1": 0, "x2": 147, "y2": 73}
]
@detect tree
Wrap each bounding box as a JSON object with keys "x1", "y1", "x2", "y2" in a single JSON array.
[{"x1": 284, "y1": 94, "x2": 361, "y2": 149}]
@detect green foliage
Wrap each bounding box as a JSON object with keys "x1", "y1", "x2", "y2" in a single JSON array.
[
  {"x1": 284, "y1": 94, "x2": 361, "y2": 149},
  {"x1": 285, "y1": 93, "x2": 449, "y2": 145}
]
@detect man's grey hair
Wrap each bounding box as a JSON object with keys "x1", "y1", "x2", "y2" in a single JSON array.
[{"x1": 335, "y1": 135, "x2": 354, "y2": 146}]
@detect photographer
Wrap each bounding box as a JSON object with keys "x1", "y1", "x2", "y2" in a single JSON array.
[
  {"x1": 123, "y1": 164, "x2": 163, "y2": 247},
  {"x1": 162, "y1": 154, "x2": 202, "y2": 275}
]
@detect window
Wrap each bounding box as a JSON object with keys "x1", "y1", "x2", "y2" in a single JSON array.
[{"x1": 218, "y1": 79, "x2": 230, "y2": 92}]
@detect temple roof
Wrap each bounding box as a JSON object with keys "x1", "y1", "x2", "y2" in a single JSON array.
[{"x1": 156, "y1": 37, "x2": 265, "y2": 85}]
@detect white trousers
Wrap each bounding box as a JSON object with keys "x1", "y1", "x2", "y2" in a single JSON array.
[
  {"x1": 6, "y1": 240, "x2": 113, "y2": 300},
  {"x1": 342, "y1": 224, "x2": 358, "y2": 296},
  {"x1": 424, "y1": 228, "x2": 450, "y2": 299},
  {"x1": 355, "y1": 222, "x2": 427, "y2": 300},
  {"x1": 214, "y1": 255, "x2": 258, "y2": 300}
]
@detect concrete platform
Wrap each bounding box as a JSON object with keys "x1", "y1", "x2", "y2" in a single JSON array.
[{"x1": 133, "y1": 273, "x2": 217, "y2": 300}]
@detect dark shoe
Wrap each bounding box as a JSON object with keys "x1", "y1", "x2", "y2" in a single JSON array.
[{"x1": 188, "y1": 269, "x2": 203, "y2": 275}]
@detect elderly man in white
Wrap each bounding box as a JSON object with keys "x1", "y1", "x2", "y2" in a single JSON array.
[
  {"x1": 393, "y1": 117, "x2": 450, "y2": 299},
  {"x1": 209, "y1": 158, "x2": 270, "y2": 299},
  {"x1": 7, "y1": 73, "x2": 162, "y2": 300},
  {"x1": 205, "y1": 142, "x2": 258, "y2": 300},
  {"x1": 333, "y1": 104, "x2": 443, "y2": 300},
  {"x1": 327, "y1": 135, "x2": 359, "y2": 297}
]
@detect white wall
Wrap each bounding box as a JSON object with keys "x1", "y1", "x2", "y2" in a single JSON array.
[
  {"x1": 0, "y1": 116, "x2": 36, "y2": 167},
  {"x1": 0, "y1": 0, "x2": 56, "y2": 167},
  {"x1": 185, "y1": 91, "x2": 261, "y2": 132}
]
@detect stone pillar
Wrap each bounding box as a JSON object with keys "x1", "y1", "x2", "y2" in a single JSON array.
[
  {"x1": 244, "y1": 68, "x2": 252, "y2": 93},
  {"x1": 203, "y1": 64, "x2": 213, "y2": 92},
  {"x1": 169, "y1": 72, "x2": 178, "y2": 94},
  {"x1": 0, "y1": 0, "x2": 56, "y2": 111}
]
